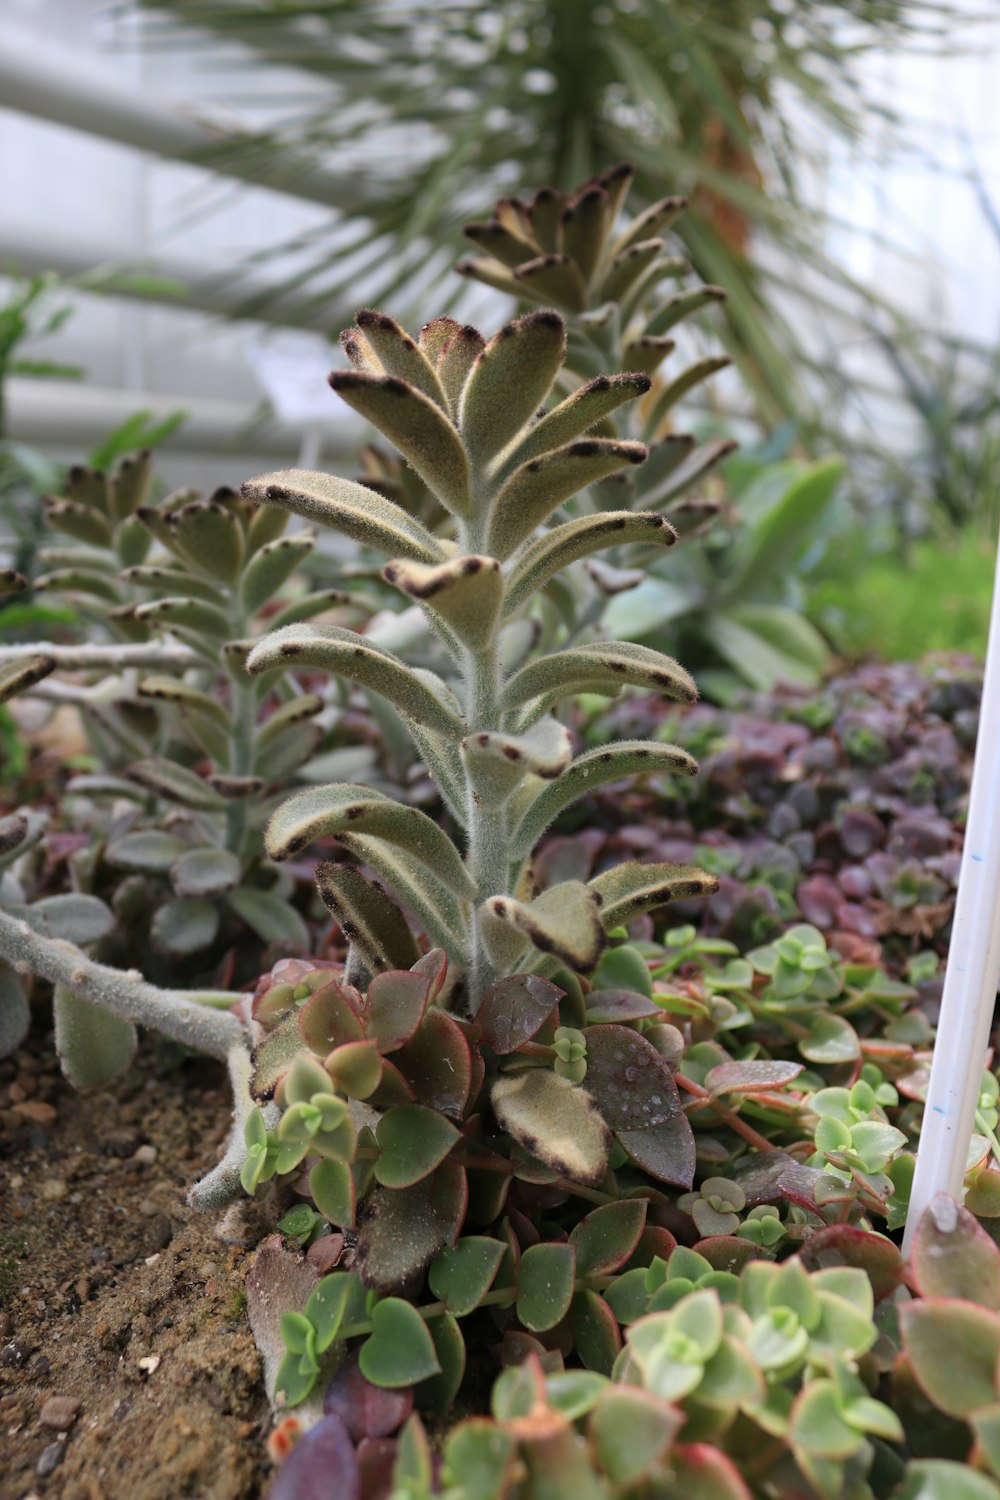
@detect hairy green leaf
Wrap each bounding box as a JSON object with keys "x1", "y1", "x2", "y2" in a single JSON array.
[{"x1": 247, "y1": 623, "x2": 464, "y2": 738}]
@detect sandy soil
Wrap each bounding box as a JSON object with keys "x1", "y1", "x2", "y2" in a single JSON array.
[{"x1": 1, "y1": 1025, "x2": 271, "y2": 1500}]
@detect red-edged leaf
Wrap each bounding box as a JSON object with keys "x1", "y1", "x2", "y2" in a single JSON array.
[
  {"x1": 475, "y1": 974, "x2": 563, "y2": 1054},
  {"x1": 300, "y1": 981, "x2": 366, "y2": 1053},
  {"x1": 365, "y1": 970, "x2": 431, "y2": 1053},
  {"x1": 907, "y1": 1195, "x2": 1000, "y2": 1308},
  {"x1": 583, "y1": 1025, "x2": 681, "y2": 1130},
  {"x1": 736, "y1": 1151, "x2": 828, "y2": 1213},
  {"x1": 357, "y1": 1162, "x2": 468, "y2": 1291},
  {"x1": 570, "y1": 1289, "x2": 622, "y2": 1375},
  {"x1": 394, "y1": 1010, "x2": 473, "y2": 1118},
  {"x1": 799, "y1": 1225, "x2": 904, "y2": 1303},
  {"x1": 617, "y1": 1115, "x2": 696, "y2": 1189},
  {"x1": 571, "y1": 1200, "x2": 647, "y2": 1276},
  {"x1": 705, "y1": 1060, "x2": 803, "y2": 1096}
]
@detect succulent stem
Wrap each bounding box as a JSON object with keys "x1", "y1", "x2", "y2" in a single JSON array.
[
  {"x1": 0, "y1": 642, "x2": 199, "y2": 669},
  {"x1": 0, "y1": 906, "x2": 246, "y2": 1060}
]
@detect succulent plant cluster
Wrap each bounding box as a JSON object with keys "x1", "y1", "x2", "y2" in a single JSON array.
[
  {"x1": 572, "y1": 656, "x2": 978, "y2": 962},
  {"x1": 266, "y1": 1197, "x2": 1000, "y2": 1500},
  {"x1": 4, "y1": 163, "x2": 1000, "y2": 1500}
]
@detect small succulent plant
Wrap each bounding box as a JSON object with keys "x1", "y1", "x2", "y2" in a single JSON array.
[
  {"x1": 20, "y1": 457, "x2": 387, "y2": 974},
  {"x1": 266, "y1": 1197, "x2": 1000, "y2": 1500}
]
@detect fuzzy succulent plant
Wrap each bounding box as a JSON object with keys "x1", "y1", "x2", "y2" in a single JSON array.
[{"x1": 242, "y1": 304, "x2": 717, "y2": 1009}]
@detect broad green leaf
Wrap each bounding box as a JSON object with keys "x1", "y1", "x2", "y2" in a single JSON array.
[
  {"x1": 901, "y1": 1299, "x2": 1000, "y2": 1417},
  {"x1": 359, "y1": 1299, "x2": 441, "y2": 1387},
  {"x1": 429, "y1": 1237, "x2": 506, "y2": 1316},
  {"x1": 727, "y1": 457, "x2": 844, "y2": 600},
  {"x1": 517, "y1": 1242, "x2": 576, "y2": 1332},
  {"x1": 225, "y1": 886, "x2": 309, "y2": 950},
  {"x1": 374, "y1": 1104, "x2": 460, "y2": 1188}
]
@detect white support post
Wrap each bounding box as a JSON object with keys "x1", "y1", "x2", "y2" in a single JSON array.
[{"x1": 903, "y1": 532, "x2": 1000, "y2": 1251}]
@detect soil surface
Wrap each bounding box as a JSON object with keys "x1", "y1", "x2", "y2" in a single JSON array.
[{"x1": 0, "y1": 1024, "x2": 270, "y2": 1500}]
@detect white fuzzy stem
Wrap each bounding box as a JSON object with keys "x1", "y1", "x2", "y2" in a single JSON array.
[
  {"x1": 0, "y1": 907, "x2": 245, "y2": 1059},
  {"x1": 0, "y1": 642, "x2": 199, "y2": 669},
  {"x1": 189, "y1": 1045, "x2": 275, "y2": 1211}
]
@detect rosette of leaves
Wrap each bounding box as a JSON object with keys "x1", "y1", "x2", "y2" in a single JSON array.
[
  {"x1": 459, "y1": 168, "x2": 839, "y2": 695},
  {"x1": 243, "y1": 305, "x2": 717, "y2": 1009},
  {"x1": 457, "y1": 164, "x2": 732, "y2": 462},
  {"x1": 30, "y1": 466, "x2": 380, "y2": 967}
]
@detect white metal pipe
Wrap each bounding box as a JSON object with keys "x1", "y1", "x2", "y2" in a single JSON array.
[
  {"x1": 5, "y1": 377, "x2": 313, "y2": 456},
  {"x1": 903, "y1": 533, "x2": 1000, "y2": 1249},
  {"x1": 0, "y1": 225, "x2": 351, "y2": 334},
  {"x1": 0, "y1": 26, "x2": 366, "y2": 213}
]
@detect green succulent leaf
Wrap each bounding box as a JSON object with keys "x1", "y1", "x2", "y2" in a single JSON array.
[
  {"x1": 589, "y1": 861, "x2": 719, "y2": 929},
  {"x1": 248, "y1": 623, "x2": 464, "y2": 738},
  {"x1": 512, "y1": 741, "x2": 697, "y2": 860},
  {"x1": 330, "y1": 370, "x2": 472, "y2": 517},
  {"x1": 516, "y1": 1242, "x2": 576, "y2": 1332},
  {"x1": 901, "y1": 1299, "x2": 1000, "y2": 1418},
  {"x1": 480, "y1": 880, "x2": 606, "y2": 972},
  {"x1": 502, "y1": 640, "x2": 696, "y2": 716},
  {"x1": 374, "y1": 1103, "x2": 460, "y2": 1188},
  {"x1": 243, "y1": 469, "x2": 445, "y2": 562},
  {"x1": 359, "y1": 1298, "x2": 442, "y2": 1388},
  {"x1": 503, "y1": 510, "x2": 674, "y2": 616},
  {"x1": 315, "y1": 863, "x2": 421, "y2": 974},
  {"x1": 488, "y1": 439, "x2": 647, "y2": 558},
  {"x1": 458, "y1": 310, "x2": 565, "y2": 464},
  {"x1": 383, "y1": 554, "x2": 503, "y2": 652},
  {"x1": 0, "y1": 655, "x2": 55, "y2": 704},
  {"x1": 264, "y1": 784, "x2": 474, "y2": 899},
  {"x1": 429, "y1": 1237, "x2": 507, "y2": 1317}
]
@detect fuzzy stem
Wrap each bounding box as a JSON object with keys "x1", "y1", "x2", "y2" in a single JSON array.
[
  {"x1": 0, "y1": 906, "x2": 246, "y2": 1060},
  {"x1": 189, "y1": 1046, "x2": 278, "y2": 1210},
  {"x1": 464, "y1": 643, "x2": 509, "y2": 1004},
  {"x1": 225, "y1": 604, "x2": 256, "y2": 860},
  {"x1": 0, "y1": 642, "x2": 199, "y2": 669}
]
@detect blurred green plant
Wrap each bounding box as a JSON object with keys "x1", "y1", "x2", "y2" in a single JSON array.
[
  {"x1": 138, "y1": 0, "x2": 962, "y2": 435},
  {"x1": 807, "y1": 525, "x2": 996, "y2": 663},
  {"x1": 606, "y1": 451, "x2": 844, "y2": 698}
]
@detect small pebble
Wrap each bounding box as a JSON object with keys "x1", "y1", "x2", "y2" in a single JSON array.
[
  {"x1": 39, "y1": 1395, "x2": 80, "y2": 1431},
  {"x1": 137, "y1": 1198, "x2": 158, "y2": 1217},
  {"x1": 134, "y1": 1144, "x2": 157, "y2": 1166},
  {"x1": 40, "y1": 1179, "x2": 67, "y2": 1201},
  {"x1": 13, "y1": 1101, "x2": 56, "y2": 1127},
  {"x1": 104, "y1": 1127, "x2": 142, "y2": 1156},
  {"x1": 138, "y1": 1355, "x2": 161, "y2": 1376},
  {"x1": 36, "y1": 1440, "x2": 65, "y2": 1478}
]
